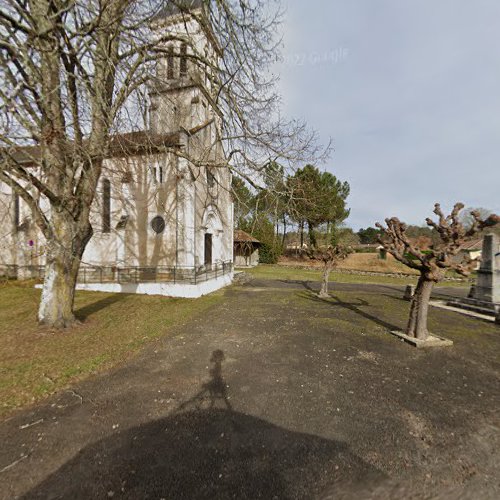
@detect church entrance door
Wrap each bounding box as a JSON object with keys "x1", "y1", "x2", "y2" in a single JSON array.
[{"x1": 204, "y1": 233, "x2": 213, "y2": 269}]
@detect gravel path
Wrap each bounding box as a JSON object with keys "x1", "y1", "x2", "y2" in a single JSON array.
[{"x1": 1, "y1": 279, "x2": 498, "y2": 499}]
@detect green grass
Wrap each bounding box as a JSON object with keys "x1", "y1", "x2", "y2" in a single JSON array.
[
  {"x1": 246, "y1": 264, "x2": 469, "y2": 287},
  {"x1": 0, "y1": 282, "x2": 224, "y2": 417}
]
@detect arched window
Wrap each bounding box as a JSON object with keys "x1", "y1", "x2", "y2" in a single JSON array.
[
  {"x1": 167, "y1": 46, "x2": 174, "y2": 79},
  {"x1": 207, "y1": 168, "x2": 215, "y2": 188},
  {"x1": 102, "y1": 179, "x2": 111, "y2": 233},
  {"x1": 13, "y1": 193, "x2": 19, "y2": 231},
  {"x1": 180, "y1": 43, "x2": 188, "y2": 77}
]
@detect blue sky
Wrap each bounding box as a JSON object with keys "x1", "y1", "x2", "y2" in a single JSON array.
[{"x1": 276, "y1": 0, "x2": 500, "y2": 230}]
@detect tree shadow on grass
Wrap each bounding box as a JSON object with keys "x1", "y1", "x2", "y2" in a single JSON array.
[
  {"x1": 22, "y1": 350, "x2": 385, "y2": 500},
  {"x1": 381, "y1": 294, "x2": 408, "y2": 303},
  {"x1": 278, "y1": 279, "x2": 316, "y2": 293},
  {"x1": 75, "y1": 293, "x2": 130, "y2": 321},
  {"x1": 301, "y1": 292, "x2": 403, "y2": 333}
]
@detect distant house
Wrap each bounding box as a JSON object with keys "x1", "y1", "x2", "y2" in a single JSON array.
[
  {"x1": 285, "y1": 242, "x2": 308, "y2": 251},
  {"x1": 458, "y1": 238, "x2": 484, "y2": 269},
  {"x1": 234, "y1": 230, "x2": 261, "y2": 268}
]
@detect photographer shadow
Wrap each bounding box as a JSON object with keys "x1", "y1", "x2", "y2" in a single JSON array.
[{"x1": 23, "y1": 350, "x2": 385, "y2": 499}]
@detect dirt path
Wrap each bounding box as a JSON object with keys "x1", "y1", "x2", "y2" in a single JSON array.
[{"x1": 1, "y1": 280, "x2": 499, "y2": 499}]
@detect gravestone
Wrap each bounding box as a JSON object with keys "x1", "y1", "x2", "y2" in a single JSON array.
[
  {"x1": 403, "y1": 285, "x2": 415, "y2": 301},
  {"x1": 473, "y1": 234, "x2": 500, "y2": 304}
]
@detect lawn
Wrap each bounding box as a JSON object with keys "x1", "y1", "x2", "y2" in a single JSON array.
[
  {"x1": 0, "y1": 281, "x2": 224, "y2": 417},
  {"x1": 246, "y1": 264, "x2": 470, "y2": 287}
]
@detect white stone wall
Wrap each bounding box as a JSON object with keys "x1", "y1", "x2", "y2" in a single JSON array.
[
  {"x1": 83, "y1": 153, "x2": 179, "y2": 268},
  {"x1": 38, "y1": 272, "x2": 235, "y2": 299},
  {"x1": 234, "y1": 249, "x2": 259, "y2": 268},
  {"x1": 0, "y1": 176, "x2": 46, "y2": 271}
]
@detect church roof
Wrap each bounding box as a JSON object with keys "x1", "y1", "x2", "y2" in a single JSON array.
[
  {"x1": 461, "y1": 238, "x2": 484, "y2": 251},
  {"x1": 1, "y1": 131, "x2": 182, "y2": 166},
  {"x1": 108, "y1": 131, "x2": 181, "y2": 156}
]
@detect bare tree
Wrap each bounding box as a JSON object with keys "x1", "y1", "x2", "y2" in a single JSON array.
[
  {"x1": 0, "y1": 0, "x2": 326, "y2": 327},
  {"x1": 376, "y1": 203, "x2": 499, "y2": 341},
  {"x1": 308, "y1": 245, "x2": 351, "y2": 298}
]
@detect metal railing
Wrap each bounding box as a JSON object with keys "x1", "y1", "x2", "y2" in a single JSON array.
[
  {"x1": 0, "y1": 265, "x2": 44, "y2": 280},
  {"x1": 0, "y1": 261, "x2": 233, "y2": 285}
]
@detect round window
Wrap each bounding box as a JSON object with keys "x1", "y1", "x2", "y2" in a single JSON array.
[{"x1": 151, "y1": 215, "x2": 166, "y2": 234}]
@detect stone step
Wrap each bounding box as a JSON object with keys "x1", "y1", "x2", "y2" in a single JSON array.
[
  {"x1": 449, "y1": 297, "x2": 498, "y2": 311},
  {"x1": 446, "y1": 299, "x2": 498, "y2": 317}
]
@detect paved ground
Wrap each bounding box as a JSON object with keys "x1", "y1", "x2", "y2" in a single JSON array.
[{"x1": 1, "y1": 279, "x2": 499, "y2": 499}]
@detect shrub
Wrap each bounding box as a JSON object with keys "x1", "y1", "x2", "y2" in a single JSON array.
[{"x1": 258, "y1": 243, "x2": 280, "y2": 264}]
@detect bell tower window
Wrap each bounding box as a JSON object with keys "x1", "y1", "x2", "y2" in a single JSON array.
[
  {"x1": 207, "y1": 168, "x2": 216, "y2": 188},
  {"x1": 167, "y1": 46, "x2": 174, "y2": 80},
  {"x1": 180, "y1": 43, "x2": 188, "y2": 77},
  {"x1": 13, "y1": 193, "x2": 20, "y2": 232}
]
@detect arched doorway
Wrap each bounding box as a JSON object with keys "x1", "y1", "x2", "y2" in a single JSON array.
[{"x1": 201, "y1": 205, "x2": 223, "y2": 270}]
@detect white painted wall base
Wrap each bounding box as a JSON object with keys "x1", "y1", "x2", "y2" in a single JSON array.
[{"x1": 35, "y1": 273, "x2": 233, "y2": 299}]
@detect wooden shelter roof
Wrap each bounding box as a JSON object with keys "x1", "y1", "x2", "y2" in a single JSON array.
[{"x1": 234, "y1": 230, "x2": 261, "y2": 245}]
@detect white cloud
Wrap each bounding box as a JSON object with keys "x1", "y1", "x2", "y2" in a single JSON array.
[{"x1": 277, "y1": 0, "x2": 500, "y2": 229}]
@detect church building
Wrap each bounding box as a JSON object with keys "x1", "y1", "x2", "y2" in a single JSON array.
[{"x1": 0, "y1": 2, "x2": 234, "y2": 297}]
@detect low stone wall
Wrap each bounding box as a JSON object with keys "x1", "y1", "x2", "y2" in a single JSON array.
[
  {"x1": 335, "y1": 268, "x2": 469, "y2": 282},
  {"x1": 277, "y1": 264, "x2": 469, "y2": 283}
]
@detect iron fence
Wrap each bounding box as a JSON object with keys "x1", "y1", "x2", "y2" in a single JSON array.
[{"x1": 0, "y1": 261, "x2": 233, "y2": 285}]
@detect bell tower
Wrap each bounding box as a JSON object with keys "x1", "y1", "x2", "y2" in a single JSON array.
[{"x1": 150, "y1": 1, "x2": 221, "y2": 135}]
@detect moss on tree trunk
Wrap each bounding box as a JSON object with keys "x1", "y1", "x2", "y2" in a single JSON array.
[
  {"x1": 38, "y1": 215, "x2": 92, "y2": 328},
  {"x1": 38, "y1": 255, "x2": 80, "y2": 328}
]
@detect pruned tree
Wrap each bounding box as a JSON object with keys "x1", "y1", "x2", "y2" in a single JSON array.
[
  {"x1": 376, "y1": 203, "x2": 499, "y2": 341},
  {"x1": 308, "y1": 244, "x2": 352, "y2": 298},
  {"x1": 0, "y1": 0, "x2": 326, "y2": 328}
]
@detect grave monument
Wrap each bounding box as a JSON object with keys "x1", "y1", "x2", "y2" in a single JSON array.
[
  {"x1": 447, "y1": 233, "x2": 500, "y2": 320},
  {"x1": 472, "y1": 233, "x2": 500, "y2": 304}
]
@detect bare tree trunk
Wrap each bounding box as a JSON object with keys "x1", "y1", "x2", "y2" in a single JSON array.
[
  {"x1": 406, "y1": 276, "x2": 434, "y2": 340},
  {"x1": 282, "y1": 216, "x2": 287, "y2": 249},
  {"x1": 38, "y1": 215, "x2": 92, "y2": 328},
  {"x1": 274, "y1": 206, "x2": 279, "y2": 244},
  {"x1": 308, "y1": 222, "x2": 317, "y2": 249},
  {"x1": 300, "y1": 221, "x2": 304, "y2": 248},
  {"x1": 319, "y1": 264, "x2": 331, "y2": 298}
]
